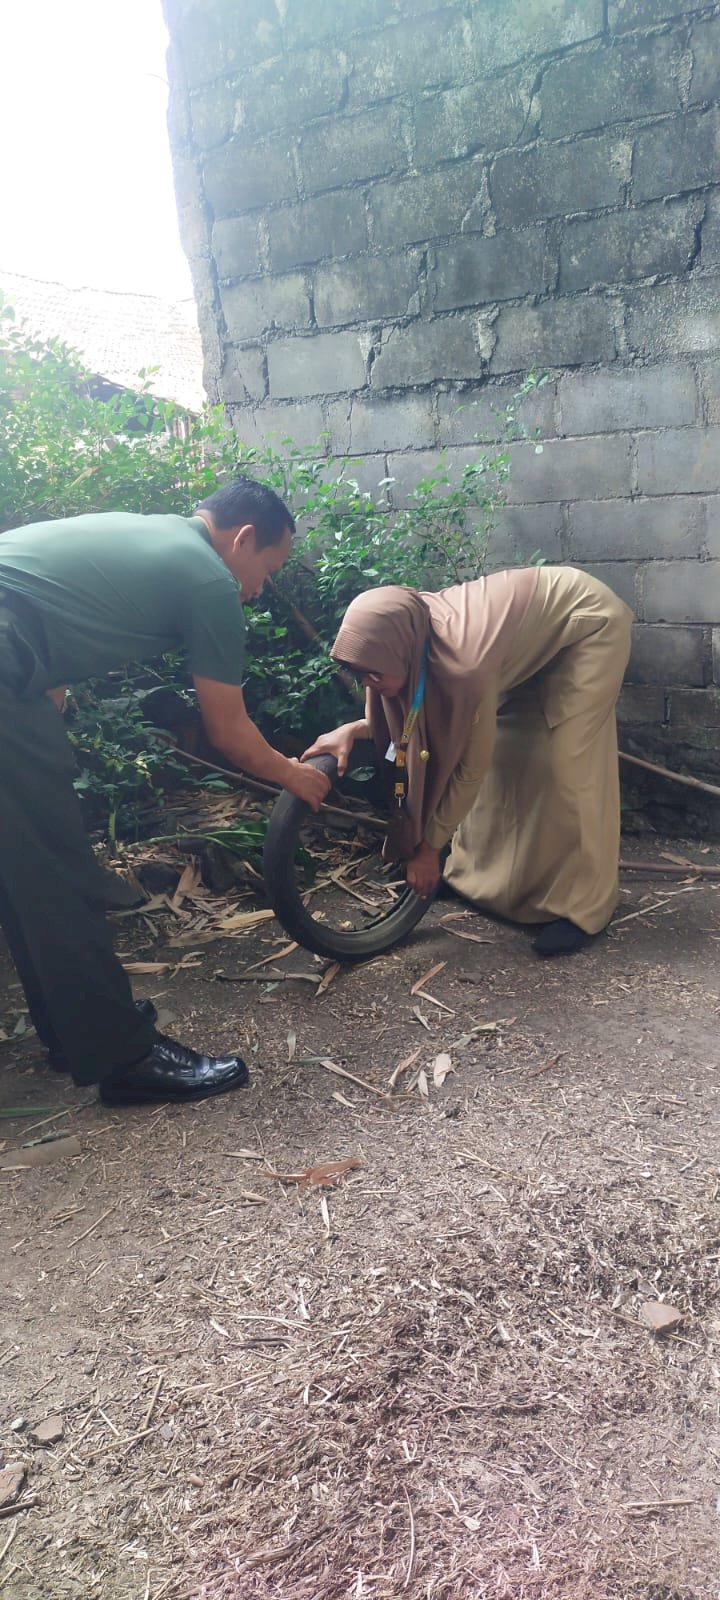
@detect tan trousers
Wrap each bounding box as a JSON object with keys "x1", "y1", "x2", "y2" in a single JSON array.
[{"x1": 445, "y1": 567, "x2": 633, "y2": 934}]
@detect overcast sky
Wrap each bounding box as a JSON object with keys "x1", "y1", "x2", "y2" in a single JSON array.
[{"x1": 0, "y1": 0, "x2": 193, "y2": 300}]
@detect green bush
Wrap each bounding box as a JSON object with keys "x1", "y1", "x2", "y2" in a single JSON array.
[
  {"x1": 67, "y1": 689, "x2": 191, "y2": 848},
  {"x1": 0, "y1": 288, "x2": 546, "y2": 838}
]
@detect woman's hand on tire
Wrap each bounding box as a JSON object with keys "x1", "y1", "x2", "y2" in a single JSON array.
[
  {"x1": 406, "y1": 841, "x2": 442, "y2": 899},
  {"x1": 284, "y1": 758, "x2": 332, "y2": 811},
  {"x1": 301, "y1": 722, "x2": 365, "y2": 777}
]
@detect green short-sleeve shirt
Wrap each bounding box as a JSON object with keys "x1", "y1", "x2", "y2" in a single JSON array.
[{"x1": 0, "y1": 511, "x2": 246, "y2": 692}]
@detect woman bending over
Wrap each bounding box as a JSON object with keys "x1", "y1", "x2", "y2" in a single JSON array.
[{"x1": 303, "y1": 565, "x2": 632, "y2": 958}]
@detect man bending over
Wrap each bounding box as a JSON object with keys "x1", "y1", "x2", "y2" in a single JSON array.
[{"x1": 0, "y1": 477, "x2": 329, "y2": 1105}]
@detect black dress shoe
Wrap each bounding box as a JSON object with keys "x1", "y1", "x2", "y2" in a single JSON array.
[
  {"x1": 99, "y1": 1033, "x2": 249, "y2": 1105},
  {"x1": 48, "y1": 998, "x2": 158, "y2": 1073}
]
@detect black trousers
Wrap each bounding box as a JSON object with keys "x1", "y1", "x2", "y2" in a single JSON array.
[{"x1": 0, "y1": 670, "x2": 156, "y2": 1086}]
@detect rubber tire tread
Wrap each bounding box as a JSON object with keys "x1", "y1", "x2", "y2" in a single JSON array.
[{"x1": 263, "y1": 750, "x2": 438, "y2": 961}]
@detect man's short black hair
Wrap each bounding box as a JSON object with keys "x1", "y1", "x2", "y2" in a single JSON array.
[{"x1": 197, "y1": 476, "x2": 295, "y2": 547}]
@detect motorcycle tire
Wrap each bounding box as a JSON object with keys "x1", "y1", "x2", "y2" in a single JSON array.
[{"x1": 263, "y1": 748, "x2": 441, "y2": 962}]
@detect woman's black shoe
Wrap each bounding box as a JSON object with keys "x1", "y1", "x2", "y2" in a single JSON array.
[{"x1": 532, "y1": 918, "x2": 597, "y2": 957}]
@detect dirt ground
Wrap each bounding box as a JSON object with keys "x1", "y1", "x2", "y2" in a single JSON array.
[{"x1": 1, "y1": 839, "x2": 719, "y2": 1600}]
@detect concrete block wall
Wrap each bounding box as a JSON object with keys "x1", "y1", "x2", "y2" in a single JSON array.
[{"x1": 163, "y1": 0, "x2": 720, "y2": 773}]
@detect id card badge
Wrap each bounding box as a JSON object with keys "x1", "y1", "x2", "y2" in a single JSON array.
[{"x1": 385, "y1": 741, "x2": 396, "y2": 762}]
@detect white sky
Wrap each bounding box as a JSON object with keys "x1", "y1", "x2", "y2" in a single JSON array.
[{"x1": 0, "y1": 0, "x2": 193, "y2": 300}]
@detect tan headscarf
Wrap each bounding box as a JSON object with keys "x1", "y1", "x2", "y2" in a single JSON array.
[{"x1": 331, "y1": 571, "x2": 539, "y2": 858}]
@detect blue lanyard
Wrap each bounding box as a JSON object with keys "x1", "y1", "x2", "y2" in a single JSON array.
[{"x1": 393, "y1": 642, "x2": 429, "y2": 806}]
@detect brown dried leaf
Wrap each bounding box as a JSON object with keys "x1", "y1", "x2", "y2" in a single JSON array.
[
  {"x1": 243, "y1": 941, "x2": 298, "y2": 975},
  {"x1": 170, "y1": 860, "x2": 202, "y2": 911},
  {"x1": 309, "y1": 1057, "x2": 396, "y2": 1102},
  {"x1": 388, "y1": 1047, "x2": 422, "y2": 1090},
  {"x1": 316, "y1": 961, "x2": 341, "y2": 996},
  {"x1": 419, "y1": 990, "x2": 455, "y2": 1016},
  {"x1": 431, "y1": 1052, "x2": 455, "y2": 1087},
  {"x1": 303, "y1": 1156, "x2": 362, "y2": 1188},
  {"x1": 216, "y1": 908, "x2": 275, "y2": 934},
  {"x1": 263, "y1": 1156, "x2": 363, "y2": 1189},
  {"x1": 122, "y1": 961, "x2": 171, "y2": 975},
  {"x1": 417, "y1": 1069, "x2": 430, "y2": 1099},
  {"x1": 410, "y1": 960, "x2": 447, "y2": 996}
]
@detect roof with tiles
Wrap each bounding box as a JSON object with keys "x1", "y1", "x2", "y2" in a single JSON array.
[{"x1": 0, "y1": 269, "x2": 205, "y2": 412}]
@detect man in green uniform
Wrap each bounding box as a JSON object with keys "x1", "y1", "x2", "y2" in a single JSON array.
[{"x1": 0, "y1": 476, "x2": 330, "y2": 1105}]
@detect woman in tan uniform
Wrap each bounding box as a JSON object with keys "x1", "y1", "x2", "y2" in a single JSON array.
[{"x1": 303, "y1": 566, "x2": 633, "y2": 957}]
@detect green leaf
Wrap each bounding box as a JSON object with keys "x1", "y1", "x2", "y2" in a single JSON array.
[{"x1": 0, "y1": 1106, "x2": 62, "y2": 1119}]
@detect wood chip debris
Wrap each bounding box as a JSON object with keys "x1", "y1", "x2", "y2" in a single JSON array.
[
  {"x1": 302, "y1": 1057, "x2": 398, "y2": 1103},
  {"x1": 528, "y1": 1051, "x2": 565, "y2": 1079},
  {"x1": 163, "y1": 903, "x2": 277, "y2": 949},
  {"x1": 613, "y1": 885, "x2": 702, "y2": 928},
  {"x1": 623, "y1": 1495, "x2": 697, "y2": 1514},
  {"x1": 0, "y1": 1497, "x2": 39, "y2": 1524},
  {"x1": 450, "y1": 1018, "x2": 513, "y2": 1049}
]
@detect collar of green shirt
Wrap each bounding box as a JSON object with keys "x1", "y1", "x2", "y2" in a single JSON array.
[{"x1": 187, "y1": 514, "x2": 243, "y2": 600}]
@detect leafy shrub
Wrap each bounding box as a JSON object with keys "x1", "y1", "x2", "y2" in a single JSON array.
[
  {"x1": 67, "y1": 689, "x2": 190, "y2": 847},
  {"x1": 0, "y1": 294, "x2": 238, "y2": 527}
]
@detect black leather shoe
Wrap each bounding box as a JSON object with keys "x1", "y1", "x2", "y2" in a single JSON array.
[
  {"x1": 48, "y1": 998, "x2": 158, "y2": 1073},
  {"x1": 99, "y1": 1032, "x2": 249, "y2": 1105}
]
